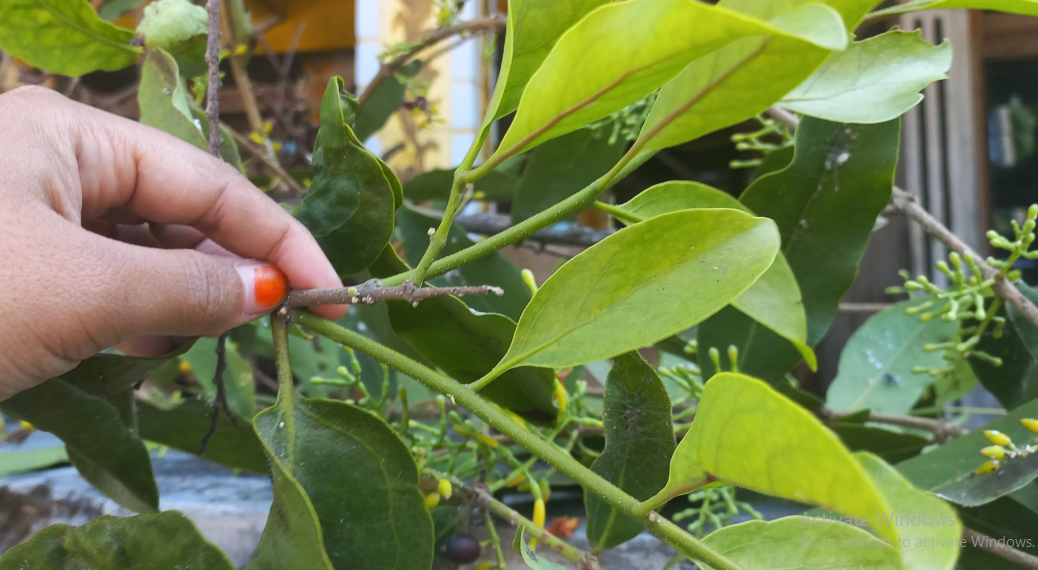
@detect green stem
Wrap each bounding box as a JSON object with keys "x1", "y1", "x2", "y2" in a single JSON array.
[
  {"x1": 484, "y1": 509, "x2": 509, "y2": 570},
  {"x1": 381, "y1": 151, "x2": 654, "y2": 288},
  {"x1": 271, "y1": 314, "x2": 296, "y2": 467},
  {"x1": 593, "y1": 200, "x2": 644, "y2": 225},
  {"x1": 298, "y1": 312, "x2": 745, "y2": 570},
  {"x1": 411, "y1": 140, "x2": 482, "y2": 285}
]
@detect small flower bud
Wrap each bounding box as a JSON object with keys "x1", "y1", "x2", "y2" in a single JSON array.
[
  {"x1": 1021, "y1": 418, "x2": 1038, "y2": 434},
  {"x1": 533, "y1": 498, "x2": 546, "y2": 529},
  {"x1": 980, "y1": 445, "x2": 1006, "y2": 460},
  {"x1": 984, "y1": 430, "x2": 1012, "y2": 447},
  {"x1": 1029, "y1": 204, "x2": 1038, "y2": 220},
  {"x1": 553, "y1": 380, "x2": 568, "y2": 413},
  {"x1": 425, "y1": 492, "x2": 441, "y2": 509},
  {"x1": 975, "y1": 460, "x2": 1000, "y2": 475},
  {"x1": 438, "y1": 478, "x2": 453, "y2": 500}
]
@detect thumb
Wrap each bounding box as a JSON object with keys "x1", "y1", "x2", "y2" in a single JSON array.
[{"x1": 88, "y1": 242, "x2": 288, "y2": 342}]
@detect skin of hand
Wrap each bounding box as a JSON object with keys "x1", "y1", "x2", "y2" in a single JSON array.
[{"x1": 0, "y1": 86, "x2": 348, "y2": 401}]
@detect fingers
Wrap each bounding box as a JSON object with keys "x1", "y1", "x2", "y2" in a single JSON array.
[{"x1": 4, "y1": 87, "x2": 347, "y2": 320}]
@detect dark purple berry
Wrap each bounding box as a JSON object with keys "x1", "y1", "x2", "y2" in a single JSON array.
[{"x1": 443, "y1": 534, "x2": 480, "y2": 564}]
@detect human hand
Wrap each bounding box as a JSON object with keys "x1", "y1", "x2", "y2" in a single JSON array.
[{"x1": 0, "y1": 86, "x2": 346, "y2": 400}]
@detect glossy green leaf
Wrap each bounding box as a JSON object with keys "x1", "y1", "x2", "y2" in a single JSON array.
[
  {"x1": 0, "y1": 381, "x2": 157, "y2": 513},
  {"x1": 254, "y1": 399, "x2": 433, "y2": 570},
  {"x1": 513, "y1": 527, "x2": 569, "y2": 570},
  {"x1": 955, "y1": 490, "x2": 1038, "y2": 561},
  {"x1": 0, "y1": 446, "x2": 68, "y2": 477},
  {"x1": 294, "y1": 77, "x2": 395, "y2": 276},
  {"x1": 511, "y1": 127, "x2": 623, "y2": 226},
  {"x1": 139, "y1": 49, "x2": 241, "y2": 169},
  {"x1": 634, "y1": 0, "x2": 859, "y2": 153},
  {"x1": 0, "y1": 511, "x2": 235, "y2": 570},
  {"x1": 974, "y1": 281, "x2": 1038, "y2": 409},
  {"x1": 183, "y1": 336, "x2": 257, "y2": 420},
  {"x1": 700, "y1": 117, "x2": 901, "y2": 382},
  {"x1": 934, "y1": 357, "x2": 979, "y2": 406},
  {"x1": 245, "y1": 443, "x2": 335, "y2": 570},
  {"x1": 660, "y1": 373, "x2": 896, "y2": 540},
  {"x1": 857, "y1": 452, "x2": 961, "y2": 569},
  {"x1": 137, "y1": 399, "x2": 269, "y2": 473},
  {"x1": 898, "y1": 397, "x2": 1038, "y2": 506},
  {"x1": 355, "y1": 60, "x2": 422, "y2": 141},
  {"x1": 60, "y1": 350, "x2": 186, "y2": 397},
  {"x1": 616, "y1": 181, "x2": 816, "y2": 370},
  {"x1": 493, "y1": 0, "x2": 845, "y2": 160},
  {"x1": 869, "y1": 0, "x2": 1038, "y2": 19},
  {"x1": 486, "y1": 209, "x2": 780, "y2": 378},
  {"x1": 368, "y1": 245, "x2": 555, "y2": 416},
  {"x1": 397, "y1": 206, "x2": 530, "y2": 320},
  {"x1": 99, "y1": 0, "x2": 150, "y2": 20},
  {"x1": 826, "y1": 300, "x2": 958, "y2": 414},
  {"x1": 781, "y1": 31, "x2": 952, "y2": 124},
  {"x1": 700, "y1": 517, "x2": 901, "y2": 570},
  {"x1": 586, "y1": 352, "x2": 674, "y2": 552},
  {"x1": 402, "y1": 168, "x2": 519, "y2": 204},
  {"x1": 0, "y1": 0, "x2": 139, "y2": 76},
  {"x1": 829, "y1": 423, "x2": 928, "y2": 463}
]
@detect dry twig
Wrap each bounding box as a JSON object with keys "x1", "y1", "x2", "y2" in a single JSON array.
[{"x1": 285, "y1": 279, "x2": 502, "y2": 309}]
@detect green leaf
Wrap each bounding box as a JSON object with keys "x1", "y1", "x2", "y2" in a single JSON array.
[
  {"x1": 0, "y1": 511, "x2": 235, "y2": 570},
  {"x1": 402, "y1": 168, "x2": 519, "y2": 204},
  {"x1": 829, "y1": 423, "x2": 928, "y2": 463},
  {"x1": 898, "y1": 397, "x2": 1038, "y2": 506},
  {"x1": 137, "y1": 399, "x2": 269, "y2": 473},
  {"x1": 0, "y1": 446, "x2": 68, "y2": 477},
  {"x1": 60, "y1": 349, "x2": 187, "y2": 397},
  {"x1": 139, "y1": 49, "x2": 242, "y2": 169},
  {"x1": 634, "y1": 0, "x2": 856, "y2": 153},
  {"x1": 254, "y1": 399, "x2": 434, "y2": 570},
  {"x1": 513, "y1": 527, "x2": 569, "y2": 570},
  {"x1": 295, "y1": 77, "x2": 395, "y2": 276},
  {"x1": 493, "y1": 0, "x2": 845, "y2": 160},
  {"x1": 975, "y1": 281, "x2": 1038, "y2": 409},
  {"x1": 511, "y1": 127, "x2": 623, "y2": 227},
  {"x1": 99, "y1": 0, "x2": 150, "y2": 21},
  {"x1": 699, "y1": 517, "x2": 902, "y2": 570},
  {"x1": 486, "y1": 209, "x2": 780, "y2": 378},
  {"x1": 826, "y1": 300, "x2": 959, "y2": 414},
  {"x1": 934, "y1": 357, "x2": 980, "y2": 406},
  {"x1": 0, "y1": 381, "x2": 157, "y2": 513},
  {"x1": 586, "y1": 352, "x2": 674, "y2": 552},
  {"x1": 137, "y1": 0, "x2": 208, "y2": 76},
  {"x1": 368, "y1": 245, "x2": 555, "y2": 417},
  {"x1": 659, "y1": 373, "x2": 896, "y2": 540},
  {"x1": 182, "y1": 336, "x2": 257, "y2": 420},
  {"x1": 869, "y1": 0, "x2": 1038, "y2": 19},
  {"x1": 616, "y1": 181, "x2": 816, "y2": 370},
  {"x1": 246, "y1": 443, "x2": 335, "y2": 570},
  {"x1": 0, "y1": 0, "x2": 140, "y2": 76},
  {"x1": 856, "y1": 452, "x2": 961, "y2": 570},
  {"x1": 397, "y1": 206, "x2": 530, "y2": 320},
  {"x1": 780, "y1": 31, "x2": 952, "y2": 124},
  {"x1": 956, "y1": 490, "x2": 1038, "y2": 560},
  {"x1": 699, "y1": 117, "x2": 901, "y2": 382},
  {"x1": 355, "y1": 59, "x2": 422, "y2": 141}
]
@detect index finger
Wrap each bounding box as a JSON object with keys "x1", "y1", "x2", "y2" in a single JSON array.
[{"x1": 65, "y1": 94, "x2": 347, "y2": 320}]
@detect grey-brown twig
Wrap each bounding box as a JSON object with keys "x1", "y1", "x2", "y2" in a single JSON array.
[
  {"x1": 357, "y1": 16, "x2": 506, "y2": 112},
  {"x1": 284, "y1": 279, "x2": 503, "y2": 309},
  {"x1": 962, "y1": 527, "x2": 1038, "y2": 570},
  {"x1": 204, "y1": 0, "x2": 223, "y2": 156},
  {"x1": 765, "y1": 106, "x2": 1038, "y2": 330}
]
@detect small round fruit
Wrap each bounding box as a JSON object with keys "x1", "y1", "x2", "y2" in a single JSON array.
[{"x1": 444, "y1": 534, "x2": 481, "y2": 564}]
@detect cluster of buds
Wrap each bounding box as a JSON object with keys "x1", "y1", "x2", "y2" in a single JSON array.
[
  {"x1": 730, "y1": 114, "x2": 794, "y2": 169},
  {"x1": 424, "y1": 477, "x2": 454, "y2": 510},
  {"x1": 974, "y1": 420, "x2": 1038, "y2": 475},
  {"x1": 588, "y1": 92, "x2": 658, "y2": 145},
  {"x1": 986, "y1": 204, "x2": 1038, "y2": 276}
]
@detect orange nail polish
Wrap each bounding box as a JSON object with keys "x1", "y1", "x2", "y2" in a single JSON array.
[{"x1": 238, "y1": 264, "x2": 287, "y2": 313}]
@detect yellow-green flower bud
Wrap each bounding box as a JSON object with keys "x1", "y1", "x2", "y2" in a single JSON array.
[
  {"x1": 980, "y1": 445, "x2": 1005, "y2": 460},
  {"x1": 425, "y1": 492, "x2": 441, "y2": 510},
  {"x1": 437, "y1": 479, "x2": 453, "y2": 500},
  {"x1": 975, "y1": 460, "x2": 1000, "y2": 475},
  {"x1": 1020, "y1": 418, "x2": 1038, "y2": 434},
  {"x1": 984, "y1": 430, "x2": 1012, "y2": 447}
]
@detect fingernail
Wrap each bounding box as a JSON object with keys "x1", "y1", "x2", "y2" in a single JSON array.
[{"x1": 237, "y1": 264, "x2": 288, "y2": 313}]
